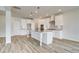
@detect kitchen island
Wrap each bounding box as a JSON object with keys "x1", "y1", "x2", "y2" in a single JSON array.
[{"x1": 31, "y1": 30, "x2": 53, "y2": 46}]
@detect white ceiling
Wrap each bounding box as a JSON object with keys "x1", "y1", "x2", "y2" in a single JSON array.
[{"x1": 11, "y1": 6, "x2": 79, "y2": 18}]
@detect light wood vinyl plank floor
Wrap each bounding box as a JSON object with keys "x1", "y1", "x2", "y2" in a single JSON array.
[{"x1": 0, "y1": 36, "x2": 79, "y2": 53}]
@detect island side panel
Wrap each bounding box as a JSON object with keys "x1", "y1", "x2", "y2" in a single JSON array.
[{"x1": 46, "y1": 32, "x2": 53, "y2": 45}]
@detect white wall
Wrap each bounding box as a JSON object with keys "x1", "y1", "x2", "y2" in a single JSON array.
[
  {"x1": 0, "y1": 15, "x2": 5, "y2": 37},
  {"x1": 0, "y1": 15, "x2": 35, "y2": 37},
  {"x1": 12, "y1": 17, "x2": 35, "y2": 36},
  {"x1": 12, "y1": 17, "x2": 30, "y2": 36},
  {"x1": 11, "y1": 17, "x2": 26, "y2": 36},
  {"x1": 63, "y1": 9, "x2": 79, "y2": 42}
]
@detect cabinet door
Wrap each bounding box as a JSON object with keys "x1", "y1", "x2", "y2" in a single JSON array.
[
  {"x1": 55, "y1": 14, "x2": 63, "y2": 26},
  {"x1": 54, "y1": 31, "x2": 60, "y2": 38},
  {"x1": 54, "y1": 31, "x2": 63, "y2": 39}
]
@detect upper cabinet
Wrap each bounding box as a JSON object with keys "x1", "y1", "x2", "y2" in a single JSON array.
[
  {"x1": 55, "y1": 14, "x2": 63, "y2": 26},
  {"x1": 55, "y1": 14, "x2": 63, "y2": 30}
]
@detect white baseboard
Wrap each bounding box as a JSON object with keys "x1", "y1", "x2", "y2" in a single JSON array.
[
  {"x1": 55, "y1": 37, "x2": 79, "y2": 42},
  {"x1": 63, "y1": 37, "x2": 79, "y2": 42}
]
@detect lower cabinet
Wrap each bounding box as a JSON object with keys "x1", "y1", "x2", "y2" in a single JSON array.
[{"x1": 53, "y1": 31, "x2": 63, "y2": 39}]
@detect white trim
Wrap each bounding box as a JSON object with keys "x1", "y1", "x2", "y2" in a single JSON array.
[
  {"x1": 55, "y1": 37, "x2": 79, "y2": 42},
  {"x1": 63, "y1": 37, "x2": 79, "y2": 42}
]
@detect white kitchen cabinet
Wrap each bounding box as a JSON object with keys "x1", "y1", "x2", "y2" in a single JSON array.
[
  {"x1": 53, "y1": 30, "x2": 63, "y2": 39},
  {"x1": 55, "y1": 14, "x2": 63, "y2": 27}
]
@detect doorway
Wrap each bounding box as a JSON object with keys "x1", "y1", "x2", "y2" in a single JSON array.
[{"x1": 27, "y1": 23, "x2": 32, "y2": 37}]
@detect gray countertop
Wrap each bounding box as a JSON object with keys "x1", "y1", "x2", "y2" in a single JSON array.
[{"x1": 32, "y1": 29, "x2": 62, "y2": 32}]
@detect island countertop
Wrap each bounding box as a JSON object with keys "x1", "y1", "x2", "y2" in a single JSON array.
[{"x1": 32, "y1": 29, "x2": 62, "y2": 33}]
